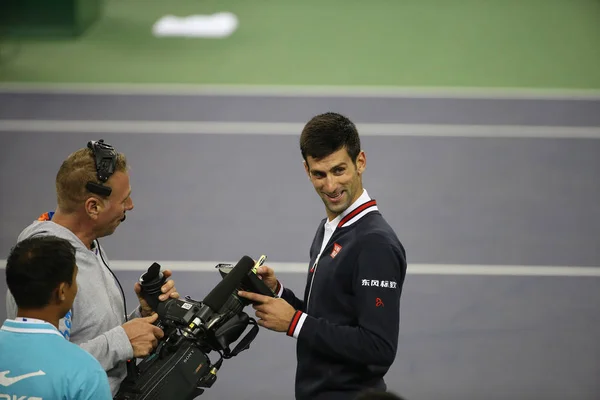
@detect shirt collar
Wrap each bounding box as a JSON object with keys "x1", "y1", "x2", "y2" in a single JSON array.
[
  {"x1": 1, "y1": 318, "x2": 64, "y2": 338},
  {"x1": 325, "y1": 189, "x2": 378, "y2": 230}
]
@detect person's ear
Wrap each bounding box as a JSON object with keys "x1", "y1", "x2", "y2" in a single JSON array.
[
  {"x1": 57, "y1": 282, "x2": 67, "y2": 302},
  {"x1": 51, "y1": 283, "x2": 66, "y2": 304},
  {"x1": 85, "y1": 197, "x2": 102, "y2": 219},
  {"x1": 355, "y1": 151, "x2": 366, "y2": 175}
]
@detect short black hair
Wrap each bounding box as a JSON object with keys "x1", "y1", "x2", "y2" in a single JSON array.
[
  {"x1": 300, "y1": 112, "x2": 361, "y2": 163},
  {"x1": 354, "y1": 389, "x2": 406, "y2": 400},
  {"x1": 6, "y1": 235, "x2": 77, "y2": 309}
]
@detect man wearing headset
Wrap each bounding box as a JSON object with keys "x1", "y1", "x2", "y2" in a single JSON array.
[{"x1": 5, "y1": 140, "x2": 180, "y2": 396}]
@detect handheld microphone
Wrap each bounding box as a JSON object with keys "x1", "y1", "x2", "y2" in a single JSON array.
[{"x1": 202, "y1": 255, "x2": 255, "y2": 313}]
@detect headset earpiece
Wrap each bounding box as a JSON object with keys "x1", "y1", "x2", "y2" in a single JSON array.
[{"x1": 86, "y1": 139, "x2": 117, "y2": 197}]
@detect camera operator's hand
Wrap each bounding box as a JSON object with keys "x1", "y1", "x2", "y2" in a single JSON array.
[
  {"x1": 122, "y1": 313, "x2": 165, "y2": 357},
  {"x1": 237, "y1": 291, "x2": 295, "y2": 332},
  {"x1": 255, "y1": 265, "x2": 279, "y2": 293},
  {"x1": 134, "y1": 269, "x2": 180, "y2": 317}
]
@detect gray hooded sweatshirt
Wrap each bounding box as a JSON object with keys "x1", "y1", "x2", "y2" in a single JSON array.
[{"x1": 5, "y1": 220, "x2": 141, "y2": 395}]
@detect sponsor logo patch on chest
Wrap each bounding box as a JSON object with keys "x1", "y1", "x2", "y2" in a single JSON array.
[{"x1": 330, "y1": 243, "x2": 342, "y2": 258}]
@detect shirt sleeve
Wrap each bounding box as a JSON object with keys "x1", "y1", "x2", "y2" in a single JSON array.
[
  {"x1": 278, "y1": 280, "x2": 306, "y2": 312},
  {"x1": 290, "y1": 233, "x2": 406, "y2": 366},
  {"x1": 77, "y1": 326, "x2": 134, "y2": 372}
]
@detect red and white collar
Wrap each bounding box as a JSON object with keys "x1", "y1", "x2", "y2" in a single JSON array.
[{"x1": 326, "y1": 189, "x2": 379, "y2": 229}]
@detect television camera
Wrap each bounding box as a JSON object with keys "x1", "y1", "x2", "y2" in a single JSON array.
[{"x1": 114, "y1": 255, "x2": 275, "y2": 400}]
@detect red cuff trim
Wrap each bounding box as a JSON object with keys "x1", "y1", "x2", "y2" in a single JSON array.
[{"x1": 287, "y1": 310, "x2": 302, "y2": 337}]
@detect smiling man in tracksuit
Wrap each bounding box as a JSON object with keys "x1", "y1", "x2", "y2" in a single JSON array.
[{"x1": 238, "y1": 112, "x2": 407, "y2": 400}]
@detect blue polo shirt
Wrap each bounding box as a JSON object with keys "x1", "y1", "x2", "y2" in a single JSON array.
[{"x1": 0, "y1": 318, "x2": 111, "y2": 399}]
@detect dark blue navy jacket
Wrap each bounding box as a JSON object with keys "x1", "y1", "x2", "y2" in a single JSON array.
[{"x1": 279, "y1": 199, "x2": 407, "y2": 400}]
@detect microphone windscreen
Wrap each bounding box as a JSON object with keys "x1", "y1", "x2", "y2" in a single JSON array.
[{"x1": 202, "y1": 255, "x2": 255, "y2": 312}]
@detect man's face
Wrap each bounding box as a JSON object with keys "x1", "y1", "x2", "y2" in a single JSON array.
[
  {"x1": 304, "y1": 147, "x2": 366, "y2": 221},
  {"x1": 96, "y1": 171, "x2": 134, "y2": 237}
]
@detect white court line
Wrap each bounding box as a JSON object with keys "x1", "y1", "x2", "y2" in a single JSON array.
[
  {"x1": 1, "y1": 83, "x2": 600, "y2": 100},
  {"x1": 0, "y1": 260, "x2": 598, "y2": 276},
  {"x1": 1, "y1": 120, "x2": 599, "y2": 139}
]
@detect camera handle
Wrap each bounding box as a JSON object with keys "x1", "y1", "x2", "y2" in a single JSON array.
[{"x1": 223, "y1": 317, "x2": 259, "y2": 359}]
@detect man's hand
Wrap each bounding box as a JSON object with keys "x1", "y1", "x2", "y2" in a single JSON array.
[
  {"x1": 122, "y1": 313, "x2": 164, "y2": 358},
  {"x1": 237, "y1": 291, "x2": 296, "y2": 332},
  {"x1": 134, "y1": 269, "x2": 180, "y2": 317},
  {"x1": 254, "y1": 265, "x2": 278, "y2": 293}
]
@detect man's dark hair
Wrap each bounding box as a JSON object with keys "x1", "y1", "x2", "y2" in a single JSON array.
[
  {"x1": 6, "y1": 235, "x2": 76, "y2": 309},
  {"x1": 354, "y1": 389, "x2": 406, "y2": 400},
  {"x1": 300, "y1": 112, "x2": 361, "y2": 164}
]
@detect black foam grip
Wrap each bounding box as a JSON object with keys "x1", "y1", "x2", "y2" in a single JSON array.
[{"x1": 202, "y1": 255, "x2": 255, "y2": 312}]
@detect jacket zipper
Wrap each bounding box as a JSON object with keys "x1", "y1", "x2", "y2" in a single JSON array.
[{"x1": 306, "y1": 253, "x2": 321, "y2": 312}]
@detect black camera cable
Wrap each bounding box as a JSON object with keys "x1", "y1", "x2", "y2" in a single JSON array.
[{"x1": 96, "y1": 239, "x2": 129, "y2": 323}]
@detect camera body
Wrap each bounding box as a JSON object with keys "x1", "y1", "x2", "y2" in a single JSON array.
[{"x1": 114, "y1": 256, "x2": 274, "y2": 400}]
